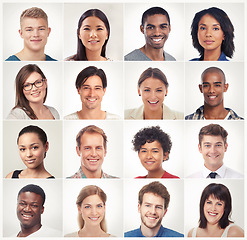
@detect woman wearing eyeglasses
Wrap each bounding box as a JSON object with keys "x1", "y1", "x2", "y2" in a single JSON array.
[{"x1": 7, "y1": 64, "x2": 59, "y2": 119}]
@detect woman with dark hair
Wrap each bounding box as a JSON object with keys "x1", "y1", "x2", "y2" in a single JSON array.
[
  {"x1": 7, "y1": 64, "x2": 59, "y2": 120},
  {"x1": 125, "y1": 67, "x2": 183, "y2": 119},
  {"x1": 65, "y1": 185, "x2": 114, "y2": 237},
  {"x1": 190, "y1": 7, "x2": 234, "y2": 61},
  {"x1": 188, "y1": 183, "x2": 244, "y2": 237},
  {"x1": 65, "y1": 9, "x2": 110, "y2": 61},
  {"x1": 6, "y1": 125, "x2": 54, "y2": 179}
]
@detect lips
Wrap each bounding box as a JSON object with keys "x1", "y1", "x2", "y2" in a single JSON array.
[
  {"x1": 148, "y1": 100, "x2": 159, "y2": 104},
  {"x1": 204, "y1": 40, "x2": 215, "y2": 44},
  {"x1": 21, "y1": 213, "x2": 33, "y2": 219},
  {"x1": 25, "y1": 159, "x2": 36, "y2": 164},
  {"x1": 30, "y1": 39, "x2": 42, "y2": 43},
  {"x1": 87, "y1": 159, "x2": 99, "y2": 163},
  {"x1": 87, "y1": 97, "x2": 97, "y2": 103},
  {"x1": 208, "y1": 95, "x2": 217, "y2": 100},
  {"x1": 208, "y1": 212, "x2": 217, "y2": 216},
  {"x1": 89, "y1": 217, "x2": 99, "y2": 221},
  {"x1": 89, "y1": 40, "x2": 99, "y2": 44},
  {"x1": 31, "y1": 91, "x2": 41, "y2": 97},
  {"x1": 145, "y1": 161, "x2": 155, "y2": 165},
  {"x1": 146, "y1": 215, "x2": 158, "y2": 220},
  {"x1": 151, "y1": 36, "x2": 165, "y2": 43}
]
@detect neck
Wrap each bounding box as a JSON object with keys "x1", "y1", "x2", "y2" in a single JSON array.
[
  {"x1": 203, "y1": 223, "x2": 224, "y2": 237},
  {"x1": 85, "y1": 49, "x2": 106, "y2": 61},
  {"x1": 204, "y1": 163, "x2": 223, "y2": 172},
  {"x1": 81, "y1": 165, "x2": 102, "y2": 178},
  {"x1": 22, "y1": 163, "x2": 50, "y2": 178},
  {"x1": 19, "y1": 223, "x2": 42, "y2": 237},
  {"x1": 79, "y1": 224, "x2": 106, "y2": 237},
  {"x1": 140, "y1": 45, "x2": 164, "y2": 61},
  {"x1": 203, "y1": 48, "x2": 221, "y2": 61},
  {"x1": 16, "y1": 48, "x2": 46, "y2": 61},
  {"x1": 29, "y1": 102, "x2": 46, "y2": 118},
  {"x1": 146, "y1": 168, "x2": 165, "y2": 178},
  {"x1": 203, "y1": 103, "x2": 228, "y2": 119},
  {"x1": 143, "y1": 106, "x2": 163, "y2": 119},
  {"x1": 141, "y1": 223, "x2": 161, "y2": 237},
  {"x1": 78, "y1": 107, "x2": 106, "y2": 119}
]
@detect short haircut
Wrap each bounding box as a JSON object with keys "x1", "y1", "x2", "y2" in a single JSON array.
[
  {"x1": 17, "y1": 184, "x2": 46, "y2": 206},
  {"x1": 20, "y1": 7, "x2": 48, "y2": 26},
  {"x1": 138, "y1": 67, "x2": 169, "y2": 88},
  {"x1": 76, "y1": 125, "x2": 107, "y2": 150},
  {"x1": 138, "y1": 181, "x2": 170, "y2": 210},
  {"x1": 199, "y1": 183, "x2": 233, "y2": 229},
  {"x1": 201, "y1": 67, "x2": 226, "y2": 84},
  {"x1": 75, "y1": 66, "x2": 107, "y2": 89},
  {"x1": 199, "y1": 124, "x2": 228, "y2": 146},
  {"x1": 141, "y1": 7, "x2": 170, "y2": 26},
  {"x1": 132, "y1": 126, "x2": 172, "y2": 160},
  {"x1": 191, "y1": 7, "x2": 234, "y2": 58}
]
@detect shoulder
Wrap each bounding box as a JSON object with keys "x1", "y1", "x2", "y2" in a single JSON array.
[
  {"x1": 31, "y1": 226, "x2": 62, "y2": 237},
  {"x1": 186, "y1": 171, "x2": 203, "y2": 178},
  {"x1": 7, "y1": 108, "x2": 30, "y2": 119},
  {"x1": 45, "y1": 54, "x2": 57, "y2": 61},
  {"x1": 225, "y1": 166, "x2": 244, "y2": 178},
  {"x1": 161, "y1": 226, "x2": 184, "y2": 237},
  {"x1": 163, "y1": 104, "x2": 183, "y2": 119},
  {"x1": 64, "y1": 112, "x2": 79, "y2": 120},
  {"x1": 125, "y1": 106, "x2": 143, "y2": 119},
  {"x1": 105, "y1": 112, "x2": 121, "y2": 120},
  {"x1": 5, "y1": 55, "x2": 20, "y2": 61},
  {"x1": 185, "y1": 112, "x2": 196, "y2": 120},
  {"x1": 64, "y1": 55, "x2": 76, "y2": 61},
  {"x1": 164, "y1": 51, "x2": 176, "y2": 61},
  {"x1": 227, "y1": 224, "x2": 244, "y2": 237},
  {"x1": 190, "y1": 57, "x2": 200, "y2": 61},
  {"x1": 226, "y1": 108, "x2": 244, "y2": 120},
  {"x1": 187, "y1": 228, "x2": 194, "y2": 237},
  {"x1": 104, "y1": 173, "x2": 119, "y2": 179},
  {"x1": 64, "y1": 231, "x2": 78, "y2": 237},
  {"x1": 124, "y1": 228, "x2": 140, "y2": 237},
  {"x1": 46, "y1": 105, "x2": 60, "y2": 119},
  {"x1": 163, "y1": 171, "x2": 180, "y2": 178},
  {"x1": 5, "y1": 171, "x2": 14, "y2": 178},
  {"x1": 124, "y1": 49, "x2": 150, "y2": 61}
]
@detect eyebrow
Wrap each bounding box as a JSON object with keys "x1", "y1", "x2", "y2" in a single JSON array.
[
  {"x1": 82, "y1": 84, "x2": 103, "y2": 88},
  {"x1": 82, "y1": 24, "x2": 105, "y2": 27},
  {"x1": 140, "y1": 147, "x2": 159, "y2": 150},
  {"x1": 202, "y1": 81, "x2": 223, "y2": 85},
  {"x1": 199, "y1": 23, "x2": 221, "y2": 26},
  {"x1": 19, "y1": 143, "x2": 39, "y2": 147}
]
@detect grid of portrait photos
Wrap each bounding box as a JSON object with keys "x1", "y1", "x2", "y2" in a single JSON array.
[{"x1": 1, "y1": 0, "x2": 245, "y2": 239}]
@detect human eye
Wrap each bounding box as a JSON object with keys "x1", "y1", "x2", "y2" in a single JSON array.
[
  {"x1": 96, "y1": 146, "x2": 103, "y2": 150},
  {"x1": 202, "y1": 83, "x2": 209, "y2": 88},
  {"x1": 213, "y1": 27, "x2": 220, "y2": 31},
  {"x1": 140, "y1": 149, "x2": 147, "y2": 153},
  {"x1": 161, "y1": 24, "x2": 168, "y2": 29},
  {"x1": 97, "y1": 204, "x2": 103, "y2": 208},
  {"x1": 199, "y1": 26, "x2": 206, "y2": 30},
  {"x1": 84, "y1": 147, "x2": 90, "y2": 150},
  {"x1": 156, "y1": 206, "x2": 163, "y2": 210},
  {"x1": 82, "y1": 86, "x2": 90, "y2": 90},
  {"x1": 83, "y1": 27, "x2": 90, "y2": 31},
  {"x1": 19, "y1": 147, "x2": 26, "y2": 152},
  {"x1": 31, "y1": 204, "x2": 38, "y2": 208},
  {"x1": 32, "y1": 146, "x2": 39, "y2": 150},
  {"x1": 19, "y1": 202, "x2": 26, "y2": 207},
  {"x1": 39, "y1": 27, "x2": 46, "y2": 31},
  {"x1": 144, "y1": 89, "x2": 150, "y2": 92},
  {"x1": 156, "y1": 89, "x2": 163, "y2": 92},
  {"x1": 146, "y1": 25, "x2": 154, "y2": 30},
  {"x1": 206, "y1": 200, "x2": 212, "y2": 204},
  {"x1": 23, "y1": 83, "x2": 31, "y2": 88},
  {"x1": 85, "y1": 205, "x2": 90, "y2": 209},
  {"x1": 145, "y1": 204, "x2": 150, "y2": 207}
]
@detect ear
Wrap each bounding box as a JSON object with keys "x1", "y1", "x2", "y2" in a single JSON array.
[
  {"x1": 138, "y1": 88, "x2": 141, "y2": 96},
  {"x1": 163, "y1": 208, "x2": 168, "y2": 217},
  {"x1": 41, "y1": 206, "x2": 44, "y2": 214},
  {"x1": 224, "y1": 142, "x2": 228, "y2": 152},
  {"x1": 77, "y1": 87, "x2": 80, "y2": 94},
  {"x1": 165, "y1": 87, "x2": 168, "y2": 96},
  {"x1": 168, "y1": 25, "x2": 171, "y2": 33},
  {"x1": 48, "y1": 27, "x2": 51, "y2": 37},
  {"x1": 77, "y1": 205, "x2": 82, "y2": 214},
  {"x1": 199, "y1": 84, "x2": 203, "y2": 93},
  {"x1": 198, "y1": 143, "x2": 202, "y2": 153},
  {"x1": 140, "y1": 25, "x2": 144, "y2": 34},
  {"x1": 224, "y1": 83, "x2": 229, "y2": 92},
  {"x1": 138, "y1": 203, "x2": 141, "y2": 213},
  {"x1": 163, "y1": 152, "x2": 169, "y2": 162},
  {"x1": 76, "y1": 146, "x2": 81, "y2": 157},
  {"x1": 45, "y1": 141, "x2": 49, "y2": 153},
  {"x1": 19, "y1": 29, "x2": 23, "y2": 39},
  {"x1": 104, "y1": 147, "x2": 107, "y2": 157},
  {"x1": 103, "y1": 88, "x2": 106, "y2": 96},
  {"x1": 44, "y1": 79, "x2": 48, "y2": 88}
]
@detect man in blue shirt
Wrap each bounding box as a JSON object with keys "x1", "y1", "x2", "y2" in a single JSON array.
[{"x1": 124, "y1": 181, "x2": 183, "y2": 237}]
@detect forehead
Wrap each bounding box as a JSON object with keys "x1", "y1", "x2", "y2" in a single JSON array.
[
  {"x1": 144, "y1": 14, "x2": 169, "y2": 25},
  {"x1": 82, "y1": 194, "x2": 103, "y2": 205},
  {"x1": 25, "y1": 72, "x2": 42, "y2": 83},
  {"x1": 18, "y1": 132, "x2": 41, "y2": 144},
  {"x1": 141, "y1": 140, "x2": 162, "y2": 149},
  {"x1": 142, "y1": 192, "x2": 164, "y2": 205},
  {"x1": 21, "y1": 17, "x2": 48, "y2": 28},
  {"x1": 18, "y1": 191, "x2": 43, "y2": 204},
  {"x1": 199, "y1": 14, "x2": 220, "y2": 25},
  {"x1": 202, "y1": 71, "x2": 224, "y2": 83},
  {"x1": 206, "y1": 195, "x2": 225, "y2": 204},
  {"x1": 82, "y1": 16, "x2": 105, "y2": 27},
  {"x1": 80, "y1": 132, "x2": 104, "y2": 146},
  {"x1": 140, "y1": 77, "x2": 166, "y2": 88},
  {"x1": 201, "y1": 135, "x2": 224, "y2": 144},
  {"x1": 82, "y1": 75, "x2": 103, "y2": 87}
]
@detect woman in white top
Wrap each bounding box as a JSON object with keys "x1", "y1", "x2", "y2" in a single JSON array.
[
  {"x1": 125, "y1": 67, "x2": 183, "y2": 120},
  {"x1": 7, "y1": 64, "x2": 59, "y2": 120},
  {"x1": 65, "y1": 185, "x2": 114, "y2": 237},
  {"x1": 188, "y1": 183, "x2": 244, "y2": 237}
]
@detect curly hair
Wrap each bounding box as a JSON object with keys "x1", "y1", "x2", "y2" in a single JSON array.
[
  {"x1": 132, "y1": 126, "x2": 172, "y2": 160},
  {"x1": 191, "y1": 7, "x2": 234, "y2": 59}
]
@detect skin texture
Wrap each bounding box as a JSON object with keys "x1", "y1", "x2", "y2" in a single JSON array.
[
  {"x1": 76, "y1": 132, "x2": 106, "y2": 178},
  {"x1": 197, "y1": 14, "x2": 224, "y2": 61},
  {"x1": 17, "y1": 192, "x2": 44, "y2": 237},
  {"x1": 138, "y1": 192, "x2": 167, "y2": 237},
  {"x1": 138, "y1": 141, "x2": 168, "y2": 178},
  {"x1": 138, "y1": 77, "x2": 168, "y2": 119},
  {"x1": 140, "y1": 14, "x2": 171, "y2": 60},
  {"x1": 79, "y1": 16, "x2": 108, "y2": 61},
  {"x1": 198, "y1": 135, "x2": 228, "y2": 171}
]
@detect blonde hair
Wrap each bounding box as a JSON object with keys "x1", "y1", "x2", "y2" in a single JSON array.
[
  {"x1": 76, "y1": 185, "x2": 107, "y2": 232},
  {"x1": 20, "y1": 7, "x2": 48, "y2": 26}
]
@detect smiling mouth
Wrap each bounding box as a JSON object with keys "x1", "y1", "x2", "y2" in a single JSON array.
[
  {"x1": 25, "y1": 159, "x2": 36, "y2": 164},
  {"x1": 21, "y1": 213, "x2": 33, "y2": 219},
  {"x1": 204, "y1": 40, "x2": 215, "y2": 44},
  {"x1": 89, "y1": 217, "x2": 99, "y2": 221},
  {"x1": 88, "y1": 159, "x2": 99, "y2": 163},
  {"x1": 31, "y1": 91, "x2": 41, "y2": 97},
  {"x1": 208, "y1": 95, "x2": 217, "y2": 100},
  {"x1": 148, "y1": 100, "x2": 159, "y2": 104},
  {"x1": 145, "y1": 161, "x2": 155, "y2": 165},
  {"x1": 151, "y1": 36, "x2": 165, "y2": 43},
  {"x1": 87, "y1": 98, "x2": 97, "y2": 102},
  {"x1": 208, "y1": 212, "x2": 217, "y2": 216},
  {"x1": 89, "y1": 40, "x2": 100, "y2": 44},
  {"x1": 146, "y1": 215, "x2": 158, "y2": 220}
]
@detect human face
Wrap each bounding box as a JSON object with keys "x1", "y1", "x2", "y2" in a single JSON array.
[
  {"x1": 17, "y1": 192, "x2": 44, "y2": 229},
  {"x1": 76, "y1": 132, "x2": 106, "y2": 174},
  {"x1": 197, "y1": 14, "x2": 224, "y2": 53},
  {"x1": 78, "y1": 194, "x2": 105, "y2": 227},
  {"x1": 199, "y1": 71, "x2": 228, "y2": 108},
  {"x1": 23, "y1": 72, "x2": 47, "y2": 104},
  {"x1": 18, "y1": 133, "x2": 48, "y2": 170},
  {"x1": 141, "y1": 14, "x2": 171, "y2": 49},
  {"x1": 203, "y1": 195, "x2": 225, "y2": 225},
  {"x1": 79, "y1": 16, "x2": 108, "y2": 53},
  {"x1": 19, "y1": 17, "x2": 51, "y2": 52},
  {"x1": 199, "y1": 135, "x2": 228, "y2": 171},
  {"x1": 78, "y1": 75, "x2": 106, "y2": 110},
  {"x1": 138, "y1": 77, "x2": 167, "y2": 112},
  {"x1": 138, "y1": 192, "x2": 167, "y2": 230},
  {"x1": 138, "y1": 141, "x2": 168, "y2": 173}
]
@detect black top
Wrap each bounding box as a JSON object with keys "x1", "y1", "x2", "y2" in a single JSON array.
[{"x1": 12, "y1": 170, "x2": 55, "y2": 179}]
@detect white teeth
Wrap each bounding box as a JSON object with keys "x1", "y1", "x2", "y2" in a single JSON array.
[
  {"x1": 153, "y1": 39, "x2": 162, "y2": 42},
  {"x1": 89, "y1": 217, "x2": 99, "y2": 221},
  {"x1": 148, "y1": 101, "x2": 158, "y2": 104},
  {"x1": 89, "y1": 159, "x2": 98, "y2": 162},
  {"x1": 22, "y1": 214, "x2": 32, "y2": 218},
  {"x1": 208, "y1": 212, "x2": 217, "y2": 216},
  {"x1": 88, "y1": 98, "x2": 96, "y2": 102},
  {"x1": 147, "y1": 216, "x2": 156, "y2": 220},
  {"x1": 209, "y1": 96, "x2": 216, "y2": 99}
]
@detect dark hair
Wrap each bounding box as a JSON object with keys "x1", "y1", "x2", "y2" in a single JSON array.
[
  {"x1": 191, "y1": 7, "x2": 234, "y2": 58},
  {"x1": 18, "y1": 184, "x2": 46, "y2": 206},
  {"x1": 75, "y1": 66, "x2": 107, "y2": 89},
  {"x1": 199, "y1": 183, "x2": 233, "y2": 229},
  {"x1": 139, "y1": 181, "x2": 170, "y2": 209},
  {"x1": 201, "y1": 66, "x2": 226, "y2": 83},
  {"x1": 199, "y1": 124, "x2": 228, "y2": 146},
  {"x1": 132, "y1": 126, "x2": 172, "y2": 160},
  {"x1": 71, "y1": 9, "x2": 110, "y2": 60},
  {"x1": 141, "y1": 7, "x2": 170, "y2": 26},
  {"x1": 138, "y1": 67, "x2": 169, "y2": 88},
  {"x1": 13, "y1": 64, "x2": 47, "y2": 119}
]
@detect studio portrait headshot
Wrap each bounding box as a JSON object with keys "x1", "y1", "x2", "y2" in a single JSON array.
[
  {"x1": 185, "y1": 122, "x2": 244, "y2": 179},
  {"x1": 3, "y1": 3, "x2": 63, "y2": 61},
  {"x1": 124, "y1": 180, "x2": 184, "y2": 237},
  {"x1": 3, "y1": 180, "x2": 63, "y2": 237}
]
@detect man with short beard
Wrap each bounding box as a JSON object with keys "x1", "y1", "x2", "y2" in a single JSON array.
[{"x1": 124, "y1": 181, "x2": 183, "y2": 237}]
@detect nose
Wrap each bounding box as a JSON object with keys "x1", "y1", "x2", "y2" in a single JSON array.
[
  {"x1": 90, "y1": 148, "x2": 97, "y2": 157},
  {"x1": 208, "y1": 85, "x2": 215, "y2": 93},
  {"x1": 26, "y1": 149, "x2": 33, "y2": 157},
  {"x1": 154, "y1": 27, "x2": 161, "y2": 36},
  {"x1": 91, "y1": 206, "x2": 97, "y2": 215},
  {"x1": 205, "y1": 28, "x2": 212, "y2": 37},
  {"x1": 90, "y1": 30, "x2": 97, "y2": 38},
  {"x1": 33, "y1": 28, "x2": 39, "y2": 36},
  {"x1": 147, "y1": 151, "x2": 152, "y2": 159},
  {"x1": 150, "y1": 205, "x2": 156, "y2": 214},
  {"x1": 88, "y1": 88, "x2": 95, "y2": 96},
  {"x1": 24, "y1": 204, "x2": 31, "y2": 212}
]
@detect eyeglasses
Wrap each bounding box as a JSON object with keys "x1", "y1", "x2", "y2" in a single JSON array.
[{"x1": 23, "y1": 79, "x2": 45, "y2": 91}]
